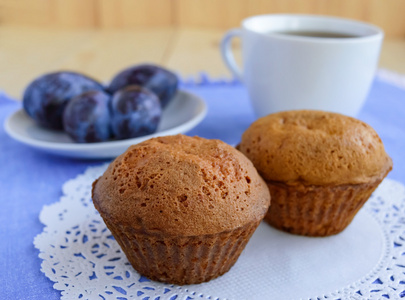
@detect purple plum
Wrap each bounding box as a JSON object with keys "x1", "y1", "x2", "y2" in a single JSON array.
[
  {"x1": 108, "y1": 64, "x2": 178, "y2": 108},
  {"x1": 63, "y1": 90, "x2": 111, "y2": 143},
  {"x1": 110, "y1": 85, "x2": 161, "y2": 139},
  {"x1": 23, "y1": 71, "x2": 104, "y2": 130}
]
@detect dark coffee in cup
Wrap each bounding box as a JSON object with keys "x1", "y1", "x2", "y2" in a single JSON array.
[{"x1": 272, "y1": 30, "x2": 358, "y2": 38}]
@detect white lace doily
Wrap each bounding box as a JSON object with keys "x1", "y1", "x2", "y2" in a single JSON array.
[{"x1": 34, "y1": 164, "x2": 405, "y2": 300}]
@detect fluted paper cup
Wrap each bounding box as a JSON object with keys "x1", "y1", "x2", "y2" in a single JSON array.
[
  {"x1": 102, "y1": 218, "x2": 261, "y2": 285},
  {"x1": 264, "y1": 179, "x2": 383, "y2": 237}
]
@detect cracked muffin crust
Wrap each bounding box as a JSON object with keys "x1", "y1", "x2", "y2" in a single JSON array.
[
  {"x1": 92, "y1": 134, "x2": 270, "y2": 284},
  {"x1": 239, "y1": 110, "x2": 392, "y2": 236}
]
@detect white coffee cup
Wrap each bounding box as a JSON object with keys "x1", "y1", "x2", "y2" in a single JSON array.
[{"x1": 221, "y1": 14, "x2": 384, "y2": 117}]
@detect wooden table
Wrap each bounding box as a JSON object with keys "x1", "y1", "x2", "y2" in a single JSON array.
[{"x1": 1, "y1": 25, "x2": 404, "y2": 99}]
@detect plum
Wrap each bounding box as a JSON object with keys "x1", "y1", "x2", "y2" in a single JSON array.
[
  {"x1": 110, "y1": 85, "x2": 161, "y2": 140},
  {"x1": 23, "y1": 71, "x2": 104, "y2": 130},
  {"x1": 63, "y1": 90, "x2": 112, "y2": 143},
  {"x1": 108, "y1": 64, "x2": 178, "y2": 108}
]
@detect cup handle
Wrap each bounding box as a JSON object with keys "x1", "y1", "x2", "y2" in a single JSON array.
[{"x1": 221, "y1": 28, "x2": 243, "y2": 82}]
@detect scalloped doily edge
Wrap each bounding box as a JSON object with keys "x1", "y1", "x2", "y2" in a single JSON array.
[{"x1": 34, "y1": 164, "x2": 405, "y2": 300}]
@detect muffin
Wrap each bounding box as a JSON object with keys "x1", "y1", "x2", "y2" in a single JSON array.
[
  {"x1": 92, "y1": 134, "x2": 270, "y2": 284},
  {"x1": 239, "y1": 110, "x2": 392, "y2": 237}
]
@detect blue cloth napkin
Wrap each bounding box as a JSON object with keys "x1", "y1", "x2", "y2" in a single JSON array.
[{"x1": 0, "y1": 77, "x2": 404, "y2": 299}]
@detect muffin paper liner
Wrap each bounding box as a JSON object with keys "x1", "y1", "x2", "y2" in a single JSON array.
[
  {"x1": 265, "y1": 179, "x2": 383, "y2": 236},
  {"x1": 101, "y1": 218, "x2": 261, "y2": 285}
]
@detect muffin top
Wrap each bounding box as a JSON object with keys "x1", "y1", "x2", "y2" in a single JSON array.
[
  {"x1": 239, "y1": 110, "x2": 392, "y2": 186},
  {"x1": 92, "y1": 134, "x2": 270, "y2": 236}
]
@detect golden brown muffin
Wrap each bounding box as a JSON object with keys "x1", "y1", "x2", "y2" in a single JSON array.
[
  {"x1": 92, "y1": 134, "x2": 270, "y2": 284},
  {"x1": 239, "y1": 110, "x2": 392, "y2": 236}
]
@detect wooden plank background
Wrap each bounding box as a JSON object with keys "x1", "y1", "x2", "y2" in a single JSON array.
[{"x1": 0, "y1": 0, "x2": 404, "y2": 37}]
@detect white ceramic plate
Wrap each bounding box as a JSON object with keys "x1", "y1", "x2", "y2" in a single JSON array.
[{"x1": 4, "y1": 90, "x2": 207, "y2": 159}]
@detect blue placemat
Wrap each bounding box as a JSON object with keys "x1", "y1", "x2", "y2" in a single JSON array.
[{"x1": 0, "y1": 75, "x2": 404, "y2": 299}]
